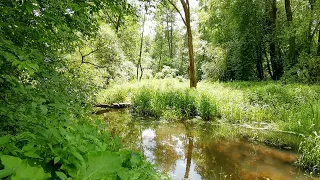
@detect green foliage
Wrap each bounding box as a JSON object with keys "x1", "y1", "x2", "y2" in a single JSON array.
[
  {"x1": 198, "y1": 0, "x2": 320, "y2": 82},
  {"x1": 0, "y1": 1, "x2": 161, "y2": 179},
  {"x1": 0, "y1": 121, "x2": 160, "y2": 179},
  {"x1": 198, "y1": 95, "x2": 219, "y2": 121},
  {"x1": 0, "y1": 155, "x2": 51, "y2": 180},
  {"x1": 282, "y1": 55, "x2": 320, "y2": 84},
  {"x1": 298, "y1": 133, "x2": 320, "y2": 175}
]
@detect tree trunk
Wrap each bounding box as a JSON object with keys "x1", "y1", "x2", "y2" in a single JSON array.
[
  {"x1": 170, "y1": 11, "x2": 174, "y2": 59},
  {"x1": 137, "y1": 10, "x2": 146, "y2": 80},
  {"x1": 268, "y1": 0, "x2": 282, "y2": 80},
  {"x1": 318, "y1": 30, "x2": 320, "y2": 56},
  {"x1": 256, "y1": 46, "x2": 264, "y2": 80},
  {"x1": 284, "y1": 0, "x2": 297, "y2": 68},
  {"x1": 181, "y1": 0, "x2": 197, "y2": 88},
  {"x1": 166, "y1": 13, "x2": 172, "y2": 58}
]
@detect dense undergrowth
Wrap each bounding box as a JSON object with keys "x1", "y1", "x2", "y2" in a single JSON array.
[
  {"x1": 0, "y1": 118, "x2": 160, "y2": 180},
  {"x1": 100, "y1": 78, "x2": 320, "y2": 175}
]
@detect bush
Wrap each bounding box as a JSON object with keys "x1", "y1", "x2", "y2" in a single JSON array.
[{"x1": 0, "y1": 121, "x2": 160, "y2": 180}]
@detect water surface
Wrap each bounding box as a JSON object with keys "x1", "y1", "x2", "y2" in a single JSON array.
[{"x1": 100, "y1": 109, "x2": 314, "y2": 180}]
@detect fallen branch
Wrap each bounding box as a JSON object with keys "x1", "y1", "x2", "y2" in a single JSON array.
[{"x1": 94, "y1": 103, "x2": 131, "y2": 109}]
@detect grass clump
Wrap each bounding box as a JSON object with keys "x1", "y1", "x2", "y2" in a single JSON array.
[
  {"x1": 298, "y1": 134, "x2": 320, "y2": 175},
  {"x1": 132, "y1": 86, "x2": 219, "y2": 121},
  {"x1": 198, "y1": 95, "x2": 219, "y2": 121}
]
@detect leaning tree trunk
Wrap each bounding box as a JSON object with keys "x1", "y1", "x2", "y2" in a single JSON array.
[{"x1": 181, "y1": 0, "x2": 197, "y2": 88}]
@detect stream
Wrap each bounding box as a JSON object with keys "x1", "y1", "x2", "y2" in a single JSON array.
[{"x1": 98, "y1": 109, "x2": 315, "y2": 180}]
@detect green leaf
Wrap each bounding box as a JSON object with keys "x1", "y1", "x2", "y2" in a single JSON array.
[
  {"x1": 71, "y1": 150, "x2": 85, "y2": 162},
  {"x1": 0, "y1": 168, "x2": 15, "y2": 179},
  {"x1": 11, "y1": 163, "x2": 50, "y2": 180},
  {"x1": 1, "y1": 155, "x2": 22, "y2": 169},
  {"x1": 40, "y1": 105, "x2": 48, "y2": 115},
  {"x1": 26, "y1": 2, "x2": 33, "y2": 13},
  {"x1": 56, "y1": 171, "x2": 67, "y2": 180},
  {"x1": 0, "y1": 155, "x2": 50, "y2": 180},
  {"x1": 71, "y1": 3, "x2": 80, "y2": 11},
  {"x1": 54, "y1": 157, "x2": 61, "y2": 165},
  {"x1": 69, "y1": 151, "x2": 122, "y2": 180},
  {"x1": 130, "y1": 154, "x2": 141, "y2": 168},
  {"x1": 24, "y1": 150, "x2": 41, "y2": 159},
  {"x1": 22, "y1": 143, "x2": 35, "y2": 152},
  {"x1": 0, "y1": 135, "x2": 11, "y2": 146},
  {"x1": 117, "y1": 168, "x2": 141, "y2": 180}
]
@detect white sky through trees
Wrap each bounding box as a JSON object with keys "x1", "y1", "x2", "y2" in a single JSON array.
[{"x1": 140, "y1": 0, "x2": 199, "y2": 36}]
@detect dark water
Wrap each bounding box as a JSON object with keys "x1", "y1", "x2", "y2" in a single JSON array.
[{"x1": 99, "y1": 109, "x2": 315, "y2": 180}]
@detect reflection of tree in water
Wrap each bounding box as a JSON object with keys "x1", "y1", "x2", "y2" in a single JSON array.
[
  {"x1": 153, "y1": 123, "x2": 185, "y2": 173},
  {"x1": 184, "y1": 135, "x2": 194, "y2": 179},
  {"x1": 103, "y1": 110, "x2": 142, "y2": 150}
]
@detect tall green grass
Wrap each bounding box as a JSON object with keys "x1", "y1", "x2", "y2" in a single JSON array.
[{"x1": 132, "y1": 87, "x2": 219, "y2": 120}]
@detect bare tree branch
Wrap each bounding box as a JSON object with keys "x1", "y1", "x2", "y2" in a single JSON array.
[
  {"x1": 78, "y1": 48, "x2": 106, "y2": 68},
  {"x1": 167, "y1": 0, "x2": 187, "y2": 26}
]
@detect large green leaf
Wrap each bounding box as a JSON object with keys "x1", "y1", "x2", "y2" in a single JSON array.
[
  {"x1": 69, "y1": 151, "x2": 122, "y2": 180},
  {"x1": 0, "y1": 155, "x2": 50, "y2": 180}
]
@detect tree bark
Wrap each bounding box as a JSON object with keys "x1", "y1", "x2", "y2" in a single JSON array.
[
  {"x1": 181, "y1": 0, "x2": 197, "y2": 88},
  {"x1": 168, "y1": 0, "x2": 197, "y2": 88},
  {"x1": 284, "y1": 0, "x2": 297, "y2": 68}
]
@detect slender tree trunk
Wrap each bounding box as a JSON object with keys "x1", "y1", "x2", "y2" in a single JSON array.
[
  {"x1": 159, "y1": 32, "x2": 163, "y2": 71},
  {"x1": 115, "y1": 14, "x2": 121, "y2": 33},
  {"x1": 166, "y1": 13, "x2": 171, "y2": 58},
  {"x1": 181, "y1": 0, "x2": 197, "y2": 88},
  {"x1": 137, "y1": 10, "x2": 146, "y2": 80},
  {"x1": 170, "y1": 11, "x2": 174, "y2": 59},
  {"x1": 318, "y1": 30, "x2": 320, "y2": 56},
  {"x1": 284, "y1": 0, "x2": 297, "y2": 68},
  {"x1": 256, "y1": 45, "x2": 264, "y2": 80}
]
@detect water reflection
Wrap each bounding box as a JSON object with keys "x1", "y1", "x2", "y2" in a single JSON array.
[{"x1": 100, "y1": 110, "x2": 315, "y2": 180}]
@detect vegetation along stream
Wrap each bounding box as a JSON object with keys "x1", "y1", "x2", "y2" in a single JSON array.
[
  {"x1": 2, "y1": 0, "x2": 320, "y2": 179},
  {"x1": 97, "y1": 109, "x2": 316, "y2": 180}
]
